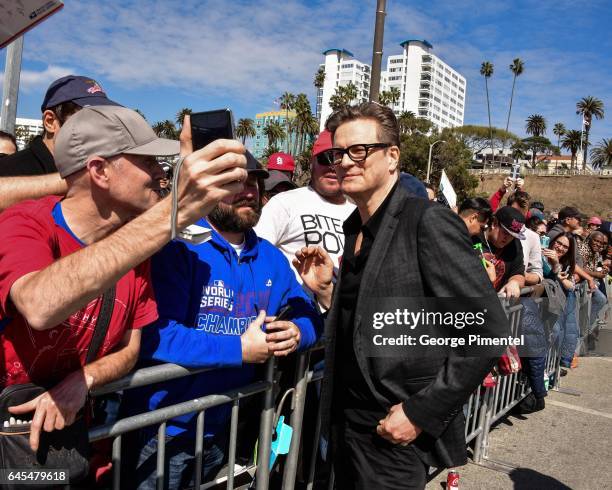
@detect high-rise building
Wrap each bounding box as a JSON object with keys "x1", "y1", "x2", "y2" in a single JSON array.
[
  {"x1": 252, "y1": 110, "x2": 296, "y2": 158},
  {"x1": 316, "y1": 40, "x2": 466, "y2": 132},
  {"x1": 316, "y1": 49, "x2": 371, "y2": 130}
]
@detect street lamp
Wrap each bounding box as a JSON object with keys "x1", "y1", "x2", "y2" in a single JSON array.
[{"x1": 426, "y1": 140, "x2": 445, "y2": 183}]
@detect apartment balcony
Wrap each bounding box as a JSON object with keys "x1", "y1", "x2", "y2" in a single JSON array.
[
  {"x1": 418, "y1": 101, "x2": 430, "y2": 108},
  {"x1": 418, "y1": 109, "x2": 428, "y2": 117},
  {"x1": 419, "y1": 91, "x2": 431, "y2": 99},
  {"x1": 420, "y1": 74, "x2": 431, "y2": 81},
  {"x1": 422, "y1": 55, "x2": 432, "y2": 63}
]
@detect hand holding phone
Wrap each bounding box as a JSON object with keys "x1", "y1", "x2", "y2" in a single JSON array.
[
  {"x1": 191, "y1": 109, "x2": 235, "y2": 151},
  {"x1": 170, "y1": 113, "x2": 247, "y2": 239},
  {"x1": 265, "y1": 304, "x2": 300, "y2": 357}
]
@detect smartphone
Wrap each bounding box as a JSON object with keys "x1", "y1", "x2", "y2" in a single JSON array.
[
  {"x1": 510, "y1": 164, "x2": 520, "y2": 181},
  {"x1": 190, "y1": 109, "x2": 235, "y2": 151},
  {"x1": 540, "y1": 235, "x2": 550, "y2": 248}
]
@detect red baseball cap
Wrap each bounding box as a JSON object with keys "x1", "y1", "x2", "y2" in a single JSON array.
[
  {"x1": 587, "y1": 216, "x2": 602, "y2": 226},
  {"x1": 312, "y1": 130, "x2": 333, "y2": 157},
  {"x1": 267, "y1": 152, "x2": 295, "y2": 172}
]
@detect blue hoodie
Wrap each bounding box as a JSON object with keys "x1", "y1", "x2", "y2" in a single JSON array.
[{"x1": 125, "y1": 218, "x2": 322, "y2": 438}]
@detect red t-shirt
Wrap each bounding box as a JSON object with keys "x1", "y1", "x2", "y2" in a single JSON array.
[{"x1": 0, "y1": 196, "x2": 158, "y2": 387}]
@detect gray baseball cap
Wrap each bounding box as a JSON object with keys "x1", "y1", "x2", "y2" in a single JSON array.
[{"x1": 54, "y1": 105, "x2": 179, "y2": 177}]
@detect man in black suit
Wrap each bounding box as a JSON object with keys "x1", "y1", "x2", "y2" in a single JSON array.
[{"x1": 294, "y1": 102, "x2": 509, "y2": 489}]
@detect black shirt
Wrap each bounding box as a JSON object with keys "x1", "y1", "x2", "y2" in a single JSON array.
[
  {"x1": 0, "y1": 136, "x2": 56, "y2": 176},
  {"x1": 472, "y1": 234, "x2": 525, "y2": 291},
  {"x1": 338, "y1": 182, "x2": 398, "y2": 430}
]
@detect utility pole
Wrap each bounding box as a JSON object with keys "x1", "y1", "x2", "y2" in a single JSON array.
[
  {"x1": 0, "y1": 36, "x2": 24, "y2": 135},
  {"x1": 369, "y1": 0, "x2": 386, "y2": 102}
]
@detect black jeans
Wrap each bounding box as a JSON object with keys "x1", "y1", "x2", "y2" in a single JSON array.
[{"x1": 334, "y1": 427, "x2": 428, "y2": 490}]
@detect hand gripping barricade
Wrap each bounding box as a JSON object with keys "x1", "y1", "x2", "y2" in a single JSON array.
[{"x1": 84, "y1": 285, "x2": 600, "y2": 489}]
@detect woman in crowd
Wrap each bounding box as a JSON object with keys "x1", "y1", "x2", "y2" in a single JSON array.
[{"x1": 543, "y1": 232, "x2": 577, "y2": 368}]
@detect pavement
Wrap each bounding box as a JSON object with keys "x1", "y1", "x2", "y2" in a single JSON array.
[{"x1": 426, "y1": 324, "x2": 612, "y2": 490}]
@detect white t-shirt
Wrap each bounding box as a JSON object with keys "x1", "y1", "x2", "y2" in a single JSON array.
[
  {"x1": 523, "y1": 228, "x2": 543, "y2": 280},
  {"x1": 255, "y1": 186, "x2": 356, "y2": 281}
]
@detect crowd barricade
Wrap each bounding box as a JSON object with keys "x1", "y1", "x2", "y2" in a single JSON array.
[{"x1": 88, "y1": 284, "x2": 602, "y2": 489}]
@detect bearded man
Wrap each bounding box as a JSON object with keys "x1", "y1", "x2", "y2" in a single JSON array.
[{"x1": 122, "y1": 151, "x2": 322, "y2": 490}]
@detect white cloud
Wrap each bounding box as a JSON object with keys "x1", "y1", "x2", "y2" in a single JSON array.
[
  {"x1": 19, "y1": 65, "x2": 74, "y2": 92},
  {"x1": 10, "y1": 0, "x2": 611, "y2": 143}
]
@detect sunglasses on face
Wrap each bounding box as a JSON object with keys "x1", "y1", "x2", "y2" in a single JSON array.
[
  {"x1": 330, "y1": 143, "x2": 391, "y2": 166},
  {"x1": 315, "y1": 151, "x2": 334, "y2": 166}
]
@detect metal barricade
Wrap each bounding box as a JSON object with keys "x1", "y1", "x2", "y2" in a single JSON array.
[
  {"x1": 88, "y1": 359, "x2": 277, "y2": 490},
  {"x1": 87, "y1": 287, "x2": 570, "y2": 488}
]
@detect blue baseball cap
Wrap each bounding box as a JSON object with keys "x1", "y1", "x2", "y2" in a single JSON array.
[{"x1": 41, "y1": 75, "x2": 120, "y2": 112}]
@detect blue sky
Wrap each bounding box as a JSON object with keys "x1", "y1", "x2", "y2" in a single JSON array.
[{"x1": 2, "y1": 0, "x2": 612, "y2": 146}]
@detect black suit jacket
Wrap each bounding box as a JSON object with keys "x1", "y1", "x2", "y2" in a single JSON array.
[{"x1": 320, "y1": 184, "x2": 508, "y2": 468}]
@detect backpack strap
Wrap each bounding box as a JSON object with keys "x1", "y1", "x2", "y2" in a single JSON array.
[{"x1": 85, "y1": 286, "x2": 116, "y2": 364}]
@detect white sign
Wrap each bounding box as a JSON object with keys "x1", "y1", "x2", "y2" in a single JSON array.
[
  {"x1": 0, "y1": 0, "x2": 63, "y2": 49},
  {"x1": 438, "y1": 170, "x2": 457, "y2": 209}
]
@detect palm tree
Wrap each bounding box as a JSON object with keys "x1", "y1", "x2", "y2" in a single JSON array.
[
  {"x1": 343, "y1": 82, "x2": 358, "y2": 104},
  {"x1": 388, "y1": 87, "x2": 401, "y2": 108},
  {"x1": 561, "y1": 129, "x2": 582, "y2": 170},
  {"x1": 329, "y1": 82, "x2": 359, "y2": 111},
  {"x1": 525, "y1": 114, "x2": 546, "y2": 136},
  {"x1": 279, "y1": 92, "x2": 295, "y2": 153},
  {"x1": 292, "y1": 93, "x2": 313, "y2": 156},
  {"x1": 480, "y1": 61, "x2": 494, "y2": 164},
  {"x1": 398, "y1": 111, "x2": 417, "y2": 135},
  {"x1": 235, "y1": 118, "x2": 256, "y2": 144},
  {"x1": 152, "y1": 122, "x2": 165, "y2": 137},
  {"x1": 175, "y1": 108, "x2": 192, "y2": 127},
  {"x1": 152, "y1": 120, "x2": 178, "y2": 139},
  {"x1": 552, "y1": 123, "x2": 566, "y2": 153},
  {"x1": 378, "y1": 90, "x2": 391, "y2": 107},
  {"x1": 525, "y1": 114, "x2": 547, "y2": 165},
  {"x1": 313, "y1": 67, "x2": 325, "y2": 118},
  {"x1": 263, "y1": 121, "x2": 285, "y2": 149},
  {"x1": 590, "y1": 138, "x2": 612, "y2": 170},
  {"x1": 576, "y1": 96, "x2": 605, "y2": 170},
  {"x1": 501, "y1": 58, "x2": 524, "y2": 161}
]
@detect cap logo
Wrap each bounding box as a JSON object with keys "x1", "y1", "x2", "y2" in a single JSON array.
[
  {"x1": 276, "y1": 156, "x2": 283, "y2": 166},
  {"x1": 510, "y1": 219, "x2": 524, "y2": 233},
  {"x1": 86, "y1": 81, "x2": 105, "y2": 95}
]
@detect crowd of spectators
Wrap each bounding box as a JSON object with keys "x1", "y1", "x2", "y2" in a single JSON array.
[{"x1": 0, "y1": 76, "x2": 609, "y2": 488}]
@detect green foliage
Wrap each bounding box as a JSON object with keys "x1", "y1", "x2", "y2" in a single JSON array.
[
  {"x1": 152, "y1": 120, "x2": 178, "y2": 139},
  {"x1": 590, "y1": 138, "x2": 612, "y2": 169},
  {"x1": 329, "y1": 82, "x2": 359, "y2": 111},
  {"x1": 522, "y1": 135, "x2": 552, "y2": 165},
  {"x1": 525, "y1": 114, "x2": 547, "y2": 137},
  {"x1": 399, "y1": 127, "x2": 478, "y2": 202},
  {"x1": 452, "y1": 125, "x2": 519, "y2": 154},
  {"x1": 398, "y1": 111, "x2": 432, "y2": 136},
  {"x1": 313, "y1": 67, "x2": 325, "y2": 89},
  {"x1": 262, "y1": 145, "x2": 280, "y2": 160},
  {"x1": 561, "y1": 130, "x2": 583, "y2": 169},
  {"x1": 263, "y1": 121, "x2": 285, "y2": 149},
  {"x1": 236, "y1": 118, "x2": 256, "y2": 144},
  {"x1": 576, "y1": 96, "x2": 605, "y2": 169}
]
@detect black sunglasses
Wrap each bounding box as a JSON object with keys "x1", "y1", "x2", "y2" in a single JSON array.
[
  {"x1": 315, "y1": 151, "x2": 334, "y2": 166},
  {"x1": 330, "y1": 143, "x2": 391, "y2": 165}
]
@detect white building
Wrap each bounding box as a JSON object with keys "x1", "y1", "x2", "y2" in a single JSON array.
[
  {"x1": 317, "y1": 49, "x2": 371, "y2": 131},
  {"x1": 316, "y1": 40, "x2": 466, "y2": 132}
]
